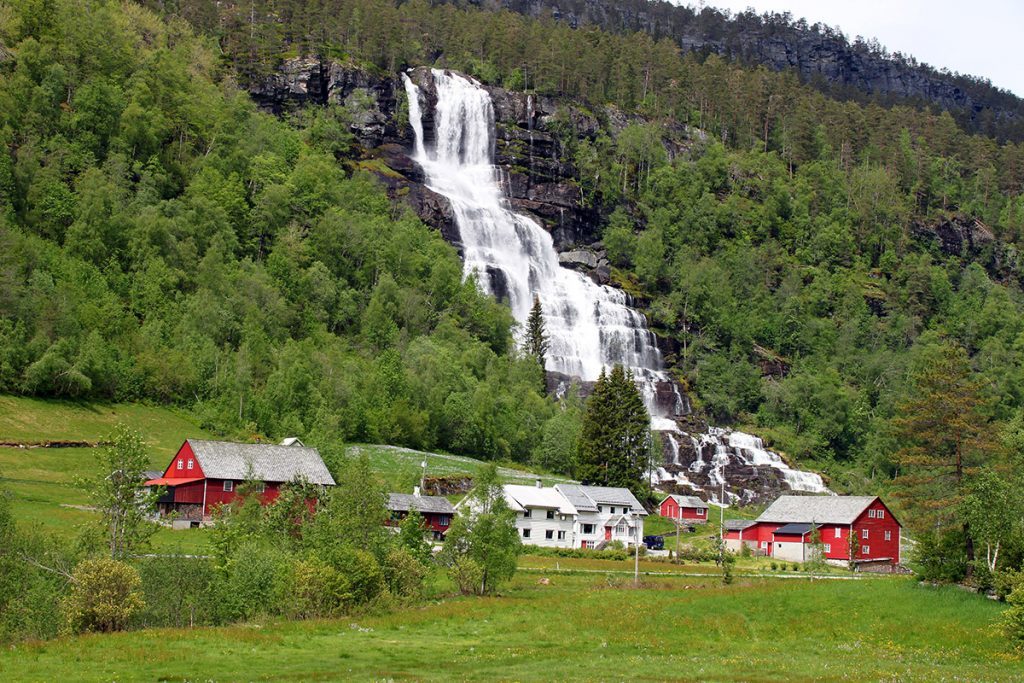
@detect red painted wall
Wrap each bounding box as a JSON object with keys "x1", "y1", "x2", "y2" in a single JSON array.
[
  {"x1": 163, "y1": 442, "x2": 205, "y2": 479},
  {"x1": 852, "y1": 499, "x2": 901, "y2": 564}
]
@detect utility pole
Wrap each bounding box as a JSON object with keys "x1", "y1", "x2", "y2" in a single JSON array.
[
  {"x1": 419, "y1": 460, "x2": 427, "y2": 493},
  {"x1": 634, "y1": 511, "x2": 640, "y2": 586}
]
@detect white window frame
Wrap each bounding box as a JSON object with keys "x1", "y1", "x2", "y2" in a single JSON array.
[
  {"x1": 862, "y1": 529, "x2": 869, "y2": 539},
  {"x1": 177, "y1": 460, "x2": 183, "y2": 470},
  {"x1": 557, "y1": 530, "x2": 566, "y2": 540},
  {"x1": 877, "y1": 509, "x2": 884, "y2": 519},
  {"x1": 545, "y1": 529, "x2": 554, "y2": 540},
  {"x1": 884, "y1": 530, "x2": 891, "y2": 541},
  {"x1": 186, "y1": 459, "x2": 194, "y2": 470},
  {"x1": 546, "y1": 510, "x2": 555, "y2": 519},
  {"x1": 522, "y1": 529, "x2": 531, "y2": 538},
  {"x1": 824, "y1": 543, "x2": 831, "y2": 553},
  {"x1": 223, "y1": 480, "x2": 233, "y2": 492},
  {"x1": 523, "y1": 509, "x2": 531, "y2": 518},
  {"x1": 254, "y1": 482, "x2": 265, "y2": 494},
  {"x1": 862, "y1": 545, "x2": 870, "y2": 555},
  {"x1": 584, "y1": 540, "x2": 595, "y2": 549},
  {"x1": 835, "y1": 528, "x2": 841, "y2": 538}
]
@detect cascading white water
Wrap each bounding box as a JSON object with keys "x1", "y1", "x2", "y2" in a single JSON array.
[
  {"x1": 405, "y1": 69, "x2": 671, "y2": 400},
  {"x1": 404, "y1": 68, "x2": 830, "y2": 500}
]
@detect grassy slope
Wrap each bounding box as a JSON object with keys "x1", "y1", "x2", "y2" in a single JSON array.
[
  {"x1": 0, "y1": 397, "x2": 571, "y2": 549},
  {"x1": 0, "y1": 570, "x2": 1014, "y2": 681}
]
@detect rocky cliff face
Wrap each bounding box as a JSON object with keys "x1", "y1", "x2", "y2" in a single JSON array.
[{"x1": 249, "y1": 59, "x2": 608, "y2": 251}]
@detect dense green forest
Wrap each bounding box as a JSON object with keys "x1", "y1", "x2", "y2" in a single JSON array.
[{"x1": 0, "y1": 0, "x2": 554, "y2": 460}]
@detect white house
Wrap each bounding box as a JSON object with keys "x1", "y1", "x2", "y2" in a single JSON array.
[{"x1": 495, "y1": 481, "x2": 647, "y2": 549}]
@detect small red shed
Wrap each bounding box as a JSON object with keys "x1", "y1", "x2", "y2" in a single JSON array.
[
  {"x1": 658, "y1": 494, "x2": 709, "y2": 522},
  {"x1": 145, "y1": 439, "x2": 335, "y2": 524}
]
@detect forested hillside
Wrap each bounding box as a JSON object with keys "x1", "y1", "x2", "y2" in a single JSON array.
[{"x1": 0, "y1": 0, "x2": 555, "y2": 461}]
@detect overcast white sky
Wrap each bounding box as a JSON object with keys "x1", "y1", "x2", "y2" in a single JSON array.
[{"x1": 682, "y1": 1, "x2": 1024, "y2": 97}]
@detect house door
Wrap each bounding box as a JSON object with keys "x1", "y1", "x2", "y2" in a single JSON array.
[{"x1": 604, "y1": 526, "x2": 612, "y2": 541}]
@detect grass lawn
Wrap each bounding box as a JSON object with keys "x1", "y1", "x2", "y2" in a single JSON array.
[{"x1": 0, "y1": 571, "x2": 1015, "y2": 681}]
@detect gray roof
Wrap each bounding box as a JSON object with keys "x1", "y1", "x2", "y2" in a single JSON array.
[
  {"x1": 579, "y1": 485, "x2": 647, "y2": 515},
  {"x1": 757, "y1": 495, "x2": 878, "y2": 525},
  {"x1": 388, "y1": 493, "x2": 455, "y2": 515},
  {"x1": 662, "y1": 494, "x2": 706, "y2": 509},
  {"x1": 724, "y1": 519, "x2": 756, "y2": 531},
  {"x1": 555, "y1": 484, "x2": 599, "y2": 512},
  {"x1": 186, "y1": 439, "x2": 335, "y2": 486},
  {"x1": 774, "y1": 522, "x2": 815, "y2": 536}
]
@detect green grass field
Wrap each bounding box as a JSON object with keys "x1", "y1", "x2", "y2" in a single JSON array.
[{"x1": 0, "y1": 567, "x2": 1014, "y2": 681}]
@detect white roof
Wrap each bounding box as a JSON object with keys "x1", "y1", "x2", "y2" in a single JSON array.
[
  {"x1": 757, "y1": 495, "x2": 880, "y2": 525},
  {"x1": 504, "y1": 485, "x2": 577, "y2": 514},
  {"x1": 580, "y1": 485, "x2": 647, "y2": 515}
]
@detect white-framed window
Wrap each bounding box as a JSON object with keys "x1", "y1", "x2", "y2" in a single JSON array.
[
  {"x1": 584, "y1": 540, "x2": 595, "y2": 549},
  {"x1": 616, "y1": 523, "x2": 627, "y2": 534},
  {"x1": 862, "y1": 529, "x2": 869, "y2": 539},
  {"x1": 877, "y1": 509, "x2": 884, "y2": 519},
  {"x1": 223, "y1": 481, "x2": 233, "y2": 492},
  {"x1": 545, "y1": 530, "x2": 554, "y2": 540},
  {"x1": 824, "y1": 543, "x2": 831, "y2": 553},
  {"x1": 186, "y1": 459, "x2": 194, "y2": 470},
  {"x1": 176, "y1": 460, "x2": 183, "y2": 470},
  {"x1": 523, "y1": 509, "x2": 531, "y2": 518},
  {"x1": 522, "y1": 529, "x2": 531, "y2": 538},
  {"x1": 598, "y1": 506, "x2": 603, "y2": 512},
  {"x1": 697, "y1": 508, "x2": 706, "y2": 516},
  {"x1": 254, "y1": 482, "x2": 265, "y2": 493},
  {"x1": 760, "y1": 541, "x2": 767, "y2": 549},
  {"x1": 557, "y1": 530, "x2": 566, "y2": 540},
  {"x1": 582, "y1": 523, "x2": 594, "y2": 534},
  {"x1": 438, "y1": 515, "x2": 450, "y2": 526},
  {"x1": 884, "y1": 530, "x2": 891, "y2": 541},
  {"x1": 862, "y1": 545, "x2": 870, "y2": 555},
  {"x1": 610, "y1": 507, "x2": 616, "y2": 514},
  {"x1": 546, "y1": 510, "x2": 555, "y2": 519},
  {"x1": 835, "y1": 528, "x2": 841, "y2": 538}
]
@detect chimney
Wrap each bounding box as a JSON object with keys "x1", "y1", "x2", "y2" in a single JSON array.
[
  {"x1": 535, "y1": 478, "x2": 542, "y2": 489},
  {"x1": 413, "y1": 486, "x2": 421, "y2": 497}
]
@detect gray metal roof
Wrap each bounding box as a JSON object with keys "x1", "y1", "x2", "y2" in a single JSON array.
[
  {"x1": 186, "y1": 439, "x2": 335, "y2": 486},
  {"x1": 579, "y1": 485, "x2": 647, "y2": 514},
  {"x1": 774, "y1": 522, "x2": 814, "y2": 536},
  {"x1": 662, "y1": 494, "x2": 706, "y2": 509},
  {"x1": 388, "y1": 493, "x2": 455, "y2": 515},
  {"x1": 724, "y1": 519, "x2": 756, "y2": 531},
  {"x1": 757, "y1": 495, "x2": 877, "y2": 525},
  {"x1": 555, "y1": 484, "x2": 599, "y2": 512}
]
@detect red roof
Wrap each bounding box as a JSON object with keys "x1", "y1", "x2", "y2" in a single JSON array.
[{"x1": 144, "y1": 477, "x2": 204, "y2": 487}]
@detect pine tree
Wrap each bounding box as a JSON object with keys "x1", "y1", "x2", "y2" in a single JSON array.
[
  {"x1": 575, "y1": 365, "x2": 651, "y2": 497},
  {"x1": 525, "y1": 296, "x2": 549, "y2": 392}
]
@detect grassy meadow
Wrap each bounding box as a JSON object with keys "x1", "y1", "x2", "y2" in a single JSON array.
[{"x1": 0, "y1": 567, "x2": 1014, "y2": 682}]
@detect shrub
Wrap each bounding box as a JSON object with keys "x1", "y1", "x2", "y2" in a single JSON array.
[
  {"x1": 770, "y1": 561, "x2": 778, "y2": 571},
  {"x1": 447, "y1": 555, "x2": 484, "y2": 595},
  {"x1": 382, "y1": 547, "x2": 427, "y2": 602},
  {"x1": 62, "y1": 558, "x2": 144, "y2": 634},
  {"x1": 320, "y1": 546, "x2": 385, "y2": 607},
  {"x1": 792, "y1": 563, "x2": 800, "y2": 571},
  {"x1": 283, "y1": 556, "x2": 350, "y2": 619},
  {"x1": 135, "y1": 555, "x2": 216, "y2": 628},
  {"x1": 1002, "y1": 572, "x2": 1024, "y2": 653},
  {"x1": 213, "y1": 541, "x2": 289, "y2": 623}
]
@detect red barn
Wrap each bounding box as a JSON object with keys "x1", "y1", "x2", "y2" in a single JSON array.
[
  {"x1": 145, "y1": 439, "x2": 335, "y2": 525},
  {"x1": 723, "y1": 495, "x2": 902, "y2": 568},
  {"x1": 658, "y1": 494, "x2": 709, "y2": 522},
  {"x1": 386, "y1": 489, "x2": 455, "y2": 540}
]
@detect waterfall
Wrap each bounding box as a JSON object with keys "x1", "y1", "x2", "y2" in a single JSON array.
[
  {"x1": 403, "y1": 68, "x2": 831, "y2": 501},
  {"x1": 404, "y1": 69, "x2": 672, "y2": 403}
]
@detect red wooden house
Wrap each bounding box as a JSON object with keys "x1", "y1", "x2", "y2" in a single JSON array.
[
  {"x1": 144, "y1": 439, "x2": 335, "y2": 525},
  {"x1": 658, "y1": 494, "x2": 709, "y2": 523},
  {"x1": 723, "y1": 495, "x2": 902, "y2": 568},
  {"x1": 386, "y1": 489, "x2": 456, "y2": 540}
]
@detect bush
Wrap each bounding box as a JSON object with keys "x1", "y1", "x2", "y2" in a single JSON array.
[
  {"x1": 447, "y1": 555, "x2": 484, "y2": 595},
  {"x1": 135, "y1": 555, "x2": 216, "y2": 628},
  {"x1": 213, "y1": 541, "x2": 289, "y2": 623},
  {"x1": 1002, "y1": 572, "x2": 1024, "y2": 653},
  {"x1": 320, "y1": 546, "x2": 385, "y2": 607},
  {"x1": 62, "y1": 558, "x2": 144, "y2": 634},
  {"x1": 792, "y1": 563, "x2": 800, "y2": 571},
  {"x1": 382, "y1": 547, "x2": 427, "y2": 602},
  {"x1": 770, "y1": 561, "x2": 778, "y2": 571},
  {"x1": 282, "y1": 556, "x2": 350, "y2": 619}
]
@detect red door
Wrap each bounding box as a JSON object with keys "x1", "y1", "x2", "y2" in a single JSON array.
[{"x1": 604, "y1": 526, "x2": 612, "y2": 541}]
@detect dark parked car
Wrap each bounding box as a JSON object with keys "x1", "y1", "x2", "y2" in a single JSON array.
[{"x1": 643, "y1": 535, "x2": 664, "y2": 550}]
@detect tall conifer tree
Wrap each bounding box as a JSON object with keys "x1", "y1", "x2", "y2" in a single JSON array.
[{"x1": 525, "y1": 296, "x2": 549, "y2": 391}]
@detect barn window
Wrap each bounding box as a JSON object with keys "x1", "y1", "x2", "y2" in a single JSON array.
[
  {"x1": 223, "y1": 481, "x2": 233, "y2": 492},
  {"x1": 877, "y1": 509, "x2": 884, "y2": 519},
  {"x1": 884, "y1": 530, "x2": 891, "y2": 541},
  {"x1": 254, "y1": 482, "x2": 265, "y2": 493},
  {"x1": 824, "y1": 544, "x2": 831, "y2": 553},
  {"x1": 862, "y1": 545, "x2": 870, "y2": 555},
  {"x1": 863, "y1": 529, "x2": 869, "y2": 539},
  {"x1": 438, "y1": 515, "x2": 450, "y2": 526},
  {"x1": 522, "y1": 529, "x2": 531, "y2": 538},
  {"x1": 186, "y1": 460, "x2": 194, "y2": 470},
  {"x1": 546, "y1": 510, "x2": 555, "y2": 519},
  {"x1": 176, "y1": 460, "x2": 183, "y2": 470},
  {"x1": 698, "y1": 508, "x2": 705, "y2": 516},
  {"x1": 835, "y1": 528, "x2": 841, "y2": 538},
  {"x1": 545, "y1": 530, "x2": 553, "y2": 540}
]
